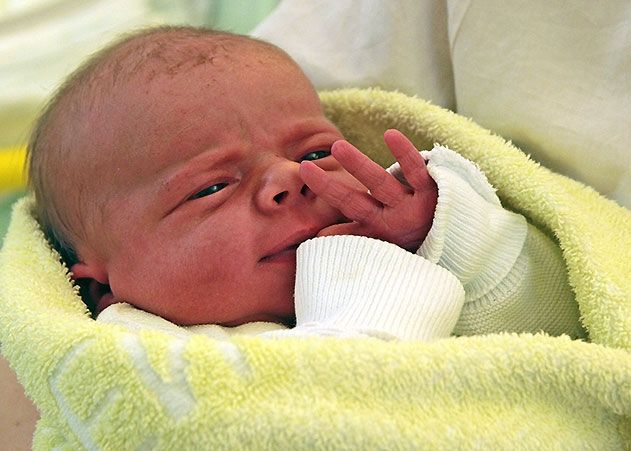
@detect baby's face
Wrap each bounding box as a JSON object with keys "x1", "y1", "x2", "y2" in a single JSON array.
[{"x1": 75, "y1": 53, "x2": 362, "y2": 326}]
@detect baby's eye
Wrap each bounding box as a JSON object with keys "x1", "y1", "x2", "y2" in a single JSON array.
[
  {"x1": 190, "y1": 182, "x2": 228, "y2": 200},
  {"x1": 300, "y1": 149, "x2": 331, "y2": 161}
]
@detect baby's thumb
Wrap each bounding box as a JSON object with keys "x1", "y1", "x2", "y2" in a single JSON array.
[{"x1": 317, "y1": 222, "x2": 364, "y2": 238}]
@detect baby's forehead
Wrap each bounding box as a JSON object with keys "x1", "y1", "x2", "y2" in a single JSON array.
[
  {"x1": 64, "y1": 32, "x2": 309, "y2": 171},
  {"x1": 70, "y1": 34, "x2": 289, "y2": 150}
]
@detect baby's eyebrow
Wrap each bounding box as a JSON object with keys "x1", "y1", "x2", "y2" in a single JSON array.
[
  {"x1": 156, "y1": 148, "x2": 234, "y2": 202},
  {"x1": 279, "y1": 118, "x2": 341, "y2": 148},
  {"x1": 158, "y1": 166, "x2": 194, "y2": 196}
]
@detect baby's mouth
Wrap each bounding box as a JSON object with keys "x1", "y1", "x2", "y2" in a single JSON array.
[
  {"x1": 259, "y1": 227, "x2": 322, "y2": 263},
  {"x1": 259, "y1": 244, "x2": 301, "y2": 264}
]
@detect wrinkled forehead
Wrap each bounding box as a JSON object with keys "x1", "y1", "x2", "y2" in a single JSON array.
[
  {"x1": 81, "y1": 40, "x2": 321, "y2": 185},
  {"x1": 80, "y1": 34, "x2": 304, "y2": 131},
  {"x1": 109, "y1": 48, "x2": 315, "y2": 140}
]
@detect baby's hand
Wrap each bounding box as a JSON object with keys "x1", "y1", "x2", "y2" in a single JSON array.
[{"x1": 300, "y1": 129, "x2": 438, "y2": 252}]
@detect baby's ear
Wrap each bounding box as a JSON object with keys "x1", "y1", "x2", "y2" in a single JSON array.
[{"x1": 70, "y1": 262, "x2": 115, "y2": 315}]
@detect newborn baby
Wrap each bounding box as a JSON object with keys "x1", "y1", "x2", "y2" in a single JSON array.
[{"x1": 27, "y1": 26, "x2": 584, "y2": 340}]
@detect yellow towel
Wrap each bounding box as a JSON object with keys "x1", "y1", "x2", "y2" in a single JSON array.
[{"x1": 1, "y1": 89, "x2": 629, "y2": 449}]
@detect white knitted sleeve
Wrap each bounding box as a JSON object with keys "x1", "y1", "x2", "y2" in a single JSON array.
[
  {"x1": 269, "y1": 235, "x2": 465, "y2": 341},
  {"x1": 397, "y1": 146, "x2": 584, "y2": 337}
]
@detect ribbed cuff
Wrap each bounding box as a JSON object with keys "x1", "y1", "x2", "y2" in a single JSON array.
[
  {"x1": 295, "y1": 235, "x2": 464, "y2": 341},
  {"x1": 416, "y1": 146, "x2": 527, "y2": 301}
]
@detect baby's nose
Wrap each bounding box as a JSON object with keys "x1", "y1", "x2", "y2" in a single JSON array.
[{"x1": 255, "y1": 160, "x2": 313, "y2": 213}]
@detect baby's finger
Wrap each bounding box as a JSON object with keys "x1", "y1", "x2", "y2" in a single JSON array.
[
  {"x1": 316, "y1": 221, "x2": 364, "y2": 237},
  {"x1": 300, "y1": 161, "x2": 380, "y2": 223},
  {"x1": 331, "y1": 140, "x2": 408, "y2": 206},
  {"x1": 383, "y1": 129, "x2": 432, "y2": 191}
]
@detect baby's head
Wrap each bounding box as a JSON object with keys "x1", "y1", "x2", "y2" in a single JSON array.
[{"x1": 28, "y1": 26, "x2": 361, "y2": 326}]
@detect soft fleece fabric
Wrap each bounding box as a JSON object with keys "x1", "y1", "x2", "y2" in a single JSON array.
[{"x1": 1, "y1": 89, "x2": 630, "y2": 449}]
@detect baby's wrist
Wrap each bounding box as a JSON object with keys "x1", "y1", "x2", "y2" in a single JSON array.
[
  {"x1": 403, "y1": 207, "x2": 437, "y2": 252},
  {"x1": 401, "y1": 224, "x2": 433, "y2": 252}
]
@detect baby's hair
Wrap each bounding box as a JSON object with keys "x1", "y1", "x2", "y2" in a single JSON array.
[{"x1": 27, "y1": 25, "x2": 289, "y2": 268}]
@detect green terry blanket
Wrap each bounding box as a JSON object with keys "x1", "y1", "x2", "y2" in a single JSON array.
[{"x1": 1, "y1": 88, "x2": 630, "y2": 449}]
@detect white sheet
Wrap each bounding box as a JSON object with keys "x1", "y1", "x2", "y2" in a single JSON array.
[
  {"x1": 253, "y1": 0, "x2": 631, "y2": 209},
  {"x1": 252, "y1": 0, "x2": 455, "y2": 109}
]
